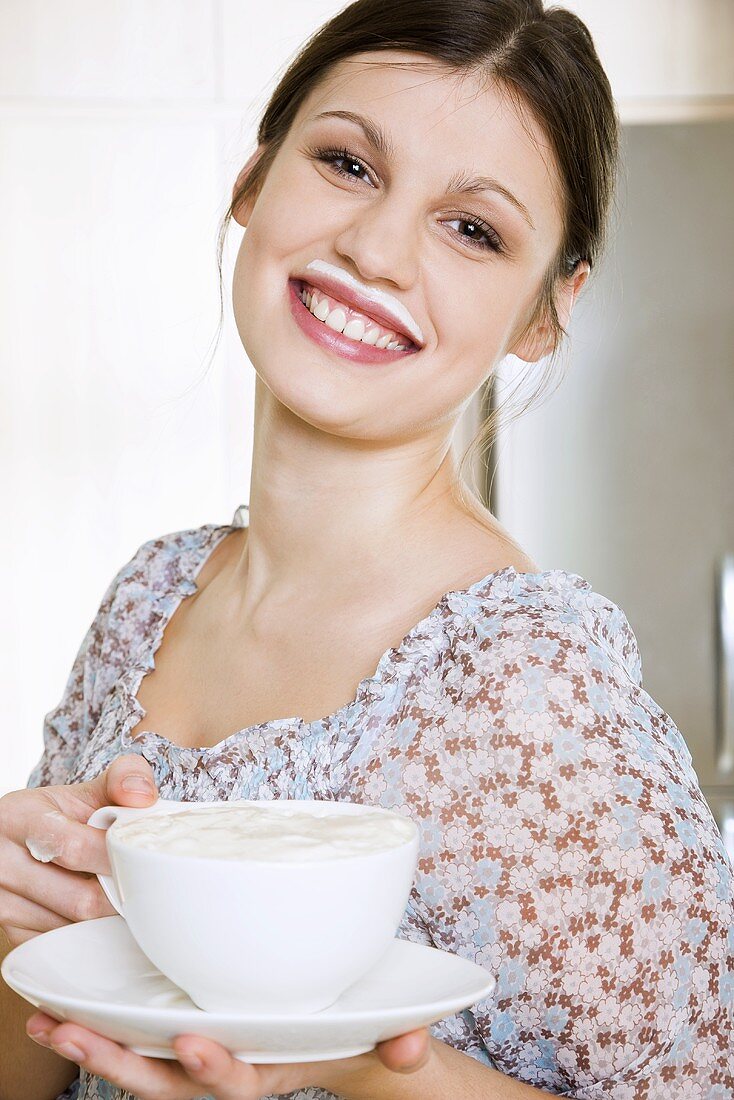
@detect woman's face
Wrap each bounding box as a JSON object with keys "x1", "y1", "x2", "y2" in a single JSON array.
[{"x1": 231, "y1": 51, "x2": 578, "y2": 443}]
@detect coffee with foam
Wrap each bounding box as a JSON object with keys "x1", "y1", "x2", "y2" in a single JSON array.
[{"x1": 112, "y1": 802, "x2": 416, "y2": 862}]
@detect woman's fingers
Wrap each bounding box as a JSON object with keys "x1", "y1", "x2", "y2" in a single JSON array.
[
  {"x1": 22, "y1": 805, "x2": 113, "y2": 876},
  {"x1": 0, "y1": 788, "x2": 114, "y2": 877},
  {"x1": 171, "y1": 1034, "x2": 278, "y2": 1097},
  {"x1": 27, "y1": 1015, "x2": 206, "y2": 1099},
  {"x1": 0, "y1": 841, "x2": 114, "y2": 925},
  {"x1": 0, "y1": 769, "x2": 155, "y2": 951},
  {"x1": 2, "y1": 920, "x2": 65, "y2": 947},
  {"x1": 25, "y1": 1011, "x2": 432, "y2": 1099},
  {"x1": 375, "y1": 1027, "x2": 431, "y2": 1072},
  {"x1": 0, "y1": 889, "x2": 72, "y2": 937},
  {"x1": 27, "y1": 1014, "x2": 288, "y2": 1100}
]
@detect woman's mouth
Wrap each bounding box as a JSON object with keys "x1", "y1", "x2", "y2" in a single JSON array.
[{"x1": 286, "y1": 278, "x2": 420, "y2": 366}]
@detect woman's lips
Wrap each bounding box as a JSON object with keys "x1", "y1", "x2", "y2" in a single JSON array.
[{"x1": 286, "y1": 278, "x2": 419, "y2": 366}]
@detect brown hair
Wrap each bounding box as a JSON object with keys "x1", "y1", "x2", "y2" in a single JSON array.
[{"x1": 208, "y1": 0, "x2": 619, "y2": 510}]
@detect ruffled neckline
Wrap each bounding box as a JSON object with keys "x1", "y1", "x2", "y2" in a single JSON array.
[{"x1": 116, "y1": 510, "x2": 591, "y2": 759}]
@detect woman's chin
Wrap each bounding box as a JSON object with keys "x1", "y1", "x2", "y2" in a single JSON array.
[{"x1": 251, "y1": 359, "x2": 375, "y2": 435}]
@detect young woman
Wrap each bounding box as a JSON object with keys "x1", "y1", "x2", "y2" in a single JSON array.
[{"x1": 3, "y1": 1, "x2": 732, "y2": 1097}]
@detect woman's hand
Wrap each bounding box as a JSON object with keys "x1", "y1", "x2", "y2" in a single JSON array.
[
  {"x1": 8, "y1": 764, "x2": 433, "y2": 1094},
  {"x1": 0, "y1": 754, "x2": 159, "y2": 948},
  {"x1": 26, "y1": 1012, "x2": 431, "y2": 1098}
]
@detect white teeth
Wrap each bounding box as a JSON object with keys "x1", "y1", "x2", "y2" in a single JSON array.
[
  {"x1": 298, "y1": 284, "x2": 409, "y2": 351},
  {"x1": 313, "y1": 297, "x2": 330, "y2": 323},
  {"x1": 343, "y1": 318, "x2": 366, "y2": 340},
  {"x1": 325, "y1": 308, "x2": 348, "y2": 333}
]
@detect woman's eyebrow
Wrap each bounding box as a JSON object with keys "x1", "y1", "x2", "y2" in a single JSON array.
[{"x1": 310, "y1": 109, "x2": 535, "y2": 231}]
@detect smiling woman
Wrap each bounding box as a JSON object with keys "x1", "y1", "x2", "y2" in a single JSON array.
[{"x1": 7, "y1": 1, "x2": 733, "y2": 1100}]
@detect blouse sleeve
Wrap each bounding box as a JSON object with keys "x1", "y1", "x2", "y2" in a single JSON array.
[
  {"x1": 26, "y1": 545, "x2": 147, "y2": 790},
  {"x1": 410, "y1": 598, "x2": 734, "y2": 1097},
  {"x1": 54, "y1": 1079, "x2": 80, "y2": 1100}
]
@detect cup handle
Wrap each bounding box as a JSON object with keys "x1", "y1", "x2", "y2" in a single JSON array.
[
  {"x1": 87, "y1": 799, "x2": 179, "y2": 917},
  {"x1": 86, "y1": 805, "x2": 129, "y2": 915}
]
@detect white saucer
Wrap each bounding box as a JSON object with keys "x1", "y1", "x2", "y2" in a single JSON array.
[{"x1": 2, "y1": 916, "x2": 496, "y2": 1063}]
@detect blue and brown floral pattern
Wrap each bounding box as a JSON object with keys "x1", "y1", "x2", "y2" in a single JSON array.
[{"x1": 28, "y1": 509, "x2": 734, "y2": 1099}]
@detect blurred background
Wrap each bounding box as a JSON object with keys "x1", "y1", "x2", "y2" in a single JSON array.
[{"x1": 1, "y1": 1, "x2": 733, "y2": 864}]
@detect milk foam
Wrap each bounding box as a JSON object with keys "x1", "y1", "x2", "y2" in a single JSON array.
[{"x1": 111, "y1": 803, "x2": 416, "y2": 861}]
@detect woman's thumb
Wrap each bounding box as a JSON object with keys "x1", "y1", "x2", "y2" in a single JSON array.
[{"x1": 101, "y1": 754, "x2": 159, "y2": 806}]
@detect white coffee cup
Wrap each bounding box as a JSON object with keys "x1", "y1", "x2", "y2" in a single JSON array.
[{"x1": 88, "y1": 798, "x2": 419, "y2": 1015}]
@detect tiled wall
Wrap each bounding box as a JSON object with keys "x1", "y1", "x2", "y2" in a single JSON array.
[
  {"x1": 1, "y1": 1, "x2": 485, "y2": 794},
  {"x1": 564, "y1": 0, "x2": 734, "y2": 120}
]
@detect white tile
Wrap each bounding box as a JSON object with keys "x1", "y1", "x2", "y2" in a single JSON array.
[
  {"x1": 220, "y1": 0, "x2": 343, "y2": 104},
  {"x1": 0, "y1": 0, "x2": 216, "y2": 100},
  {"x1": 0, "y1": 114, "x2": 248, "y2": 791},
  {"x1": 564, "y1": 0, "x2": 734, "y2": 100},
  {"x1": 222, "y1": 0, "x2": 734, "y2": 108}
]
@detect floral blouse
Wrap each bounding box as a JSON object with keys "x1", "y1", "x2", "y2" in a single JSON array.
[{"x1": 28, "y1": 506, "x2": 733, "y2": 1100}]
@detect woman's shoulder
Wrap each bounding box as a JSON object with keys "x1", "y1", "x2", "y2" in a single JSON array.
[
  {"x1": 446, "y1": 506, "x2": 641, "y2": 684},
  {"x1": 436, "y1": 559, "x2": 706, "y2": 792},
  {"x1": 447, "y1": 557, "x2": 644, "y2": 691},
  {"x1": 110, "y1": 515, "x2": 233, "y2": 601}
]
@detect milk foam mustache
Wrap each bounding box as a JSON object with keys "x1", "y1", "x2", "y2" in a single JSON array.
[{"x1": 112, "y1": 803, "x2": 416, "y2": 862}]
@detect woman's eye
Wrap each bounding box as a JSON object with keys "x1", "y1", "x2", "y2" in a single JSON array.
[
  {"x1": 444, "y1": 216, "x2": 504, "y2": 254},
  {"x1": 315, "y1": 147, "x2": 372, "y2": 184}
]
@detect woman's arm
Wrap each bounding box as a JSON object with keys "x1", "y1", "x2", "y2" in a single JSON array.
[
  {"x1": 4, "y1": 542, "x2": 150, "y2": 1098},
  {"x1": 320, "y1": 1036, "x2": 558, "y2": 1097},
  {"x1": 0, "y1": 926, "x2": 79, "y2": 1100},
  {"x1": 26, "y1": 542, "x2": 147, "y2": 791}
]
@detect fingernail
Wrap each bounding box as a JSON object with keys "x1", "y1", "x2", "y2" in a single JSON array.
[
  {"x1": 121, "y1": 775, "x2": 154, "y2": 793},
  {"x1": 178, "y1": 1048, "x2": 204, "y2": 1072},
  {"x1": 52, "y1": 1040, "x2": 86, "y2": 1061},
  {"x1": 28, "y1": 1027, "x2": 51, "y2": 1045}
]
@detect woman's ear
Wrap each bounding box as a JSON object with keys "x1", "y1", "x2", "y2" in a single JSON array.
[
  {"x1": 231, "y1": 145, "x2": 267, "y2": 228},
  {"x1": 510, "y1": 260, "x2": 590, "y2": 363}
]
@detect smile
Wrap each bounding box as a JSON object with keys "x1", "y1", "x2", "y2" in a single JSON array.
[{"x1": 287, "y1": 279, "x2": 419, "y2": 367}]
